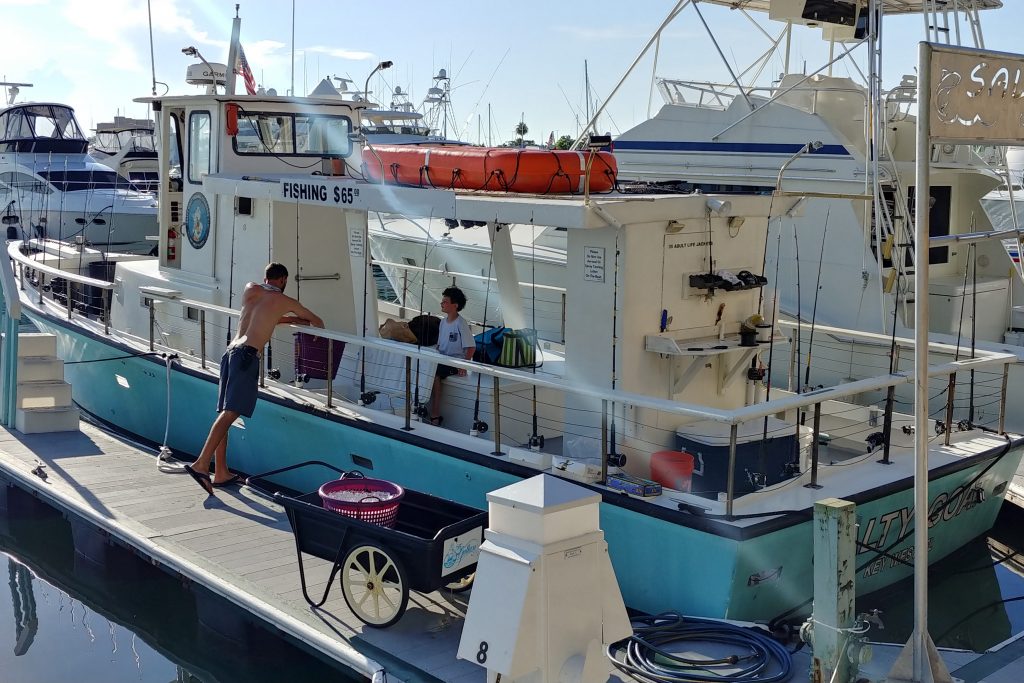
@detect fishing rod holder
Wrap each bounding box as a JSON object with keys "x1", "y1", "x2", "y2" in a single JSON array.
[{"x1": 606, "y1": 451, "x2": 626, "y2": 469}]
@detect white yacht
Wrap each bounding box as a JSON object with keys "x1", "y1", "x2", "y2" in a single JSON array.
[
  {"x1": 0, "y1": 102, "x2": 158, "y2": 255},
  {"x1": 90, "y1": 116, "x2": 160, "y2": 193}
]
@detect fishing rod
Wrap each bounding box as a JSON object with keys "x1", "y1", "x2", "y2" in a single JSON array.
[
  {"x1": 761, "y1": 227, "x2": 782, "y2": 450},
  {"x1": 411, "y1": 218, "x2": 435, "y2": 419},
  {"x1": 471, "y1": 251, "x2": 494, "y2": 436},
  {"x1": 801, "y1": 207, "x2": 830, "y2": 395},
  {"x1": 969, "y1": 241, "x2": 978, "y2": 425},
  {"x1": 528, "y1": 220, "x2": 542, "y2": 451}
]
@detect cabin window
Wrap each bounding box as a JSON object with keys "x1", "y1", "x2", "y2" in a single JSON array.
[
  {"x1": 36, "y1": 170, "x2": 131, "y2": 192},
  {"x1": 184, "y1": 306, "x2": 200, "y2": 322},
  {"x1": 188, "y1": 110, "x2": 212, "y2": 185},
  {"x1": 0, "y1": 171, "x2": 52, "y2": 194},
  {"x1": 232, "y1": 111, "x2": 352, "y2": 158}
]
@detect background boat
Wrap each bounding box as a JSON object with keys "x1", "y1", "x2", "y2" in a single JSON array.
[{"x1": 0, "y1": 101, "x2": 157, "y2": 255}]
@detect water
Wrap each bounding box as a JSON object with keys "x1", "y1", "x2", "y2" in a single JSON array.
[
  {"x1": 0, "y1": 490, "x2": 362, "y2": 683},
  {"x1": 854, "y1": 509, "x2": 1024, "y2": 651}
]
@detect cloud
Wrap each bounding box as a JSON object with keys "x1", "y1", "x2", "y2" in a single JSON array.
[{"x1": 305, "y1": 45, "x2": 374, "y2": 61}]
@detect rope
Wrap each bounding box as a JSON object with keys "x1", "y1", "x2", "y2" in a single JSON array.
[
  {"x1": 606, "y1": 612, "x2": 792, "y2": 683},
  {"x1": 157, "y1": 354, "x2": 184, "y2": 473}
]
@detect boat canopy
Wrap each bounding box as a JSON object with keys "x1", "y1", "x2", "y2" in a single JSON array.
[{"x1": 0, "y1": 103, "x2": 88, "y2": 154}]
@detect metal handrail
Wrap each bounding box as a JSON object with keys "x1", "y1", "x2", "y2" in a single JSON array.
[
  {"x1": 7, "y1": 241, "x2": 116, "y2": 292},
  {"x1": 137, "y1": 287, "x2": 1017, "y2": 428}
]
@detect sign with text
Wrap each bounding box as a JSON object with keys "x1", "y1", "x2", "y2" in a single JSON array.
[
  {"x1": 348, "y1": 226, "x2": 365, "y2": 259},
  {"x1": 202, "y1": 175, "x2": 457, "y2": 218},
  {"x1": 929, "y1": 45, "x2": 1024, "y2": 144},
  {"x1": 584, "y1": 246, "x2": 605, "y2": 282}
]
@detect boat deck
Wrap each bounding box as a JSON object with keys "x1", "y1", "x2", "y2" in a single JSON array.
[{"x1": 0, "y1": 419, "x2": 1023, "y2": 682}]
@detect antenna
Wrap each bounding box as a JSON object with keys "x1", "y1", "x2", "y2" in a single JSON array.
[{"x1": 0, "y1": 82, "x2": 32, "y2": 106}]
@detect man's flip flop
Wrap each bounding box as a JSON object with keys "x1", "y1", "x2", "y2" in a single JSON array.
[
  {"x1": 212, "y1": 473, "x2": 243, "y2": 488},
  {"x1": 184, "y1": 464, "x2": 214, "y2": 495}
]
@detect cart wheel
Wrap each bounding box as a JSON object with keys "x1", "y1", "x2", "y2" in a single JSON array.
[
  {"x1": 340, "y1": 543, "x2": 409, "y2": 628},
  {"x1": 444, "y1": 571, "x2": 475, "y2": 594}
]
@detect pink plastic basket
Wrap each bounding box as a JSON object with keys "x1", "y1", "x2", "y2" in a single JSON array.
[{"x1": 318, "y1": 473, "x2": 404, "y2": 528}]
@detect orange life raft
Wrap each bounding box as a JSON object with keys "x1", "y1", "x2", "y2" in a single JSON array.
[{"x1": 362, "y1": 144, "x2": 617, "y2": 194}]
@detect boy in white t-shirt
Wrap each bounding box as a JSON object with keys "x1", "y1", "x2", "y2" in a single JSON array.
[{"x1": 429, "y1": 286, "x2": 475, "y2": 425}]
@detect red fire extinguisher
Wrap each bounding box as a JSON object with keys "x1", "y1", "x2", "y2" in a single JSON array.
[{"x1": 167, "y1": 228, "x2": 177, "y2": 261}]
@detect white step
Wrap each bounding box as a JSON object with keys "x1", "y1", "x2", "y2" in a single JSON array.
[
  {"x1": 15, "y1": 405, "x2": 79, "y2": 434},
  {"x1": 14, "y1": 333, "x2": 57, "y2": 358},
  {"x1": 17, "y1": 357, "x2": 64, "y2": 382},
  {"x1": 16, "y1": 380, "x2": 73, "y2": 409}
]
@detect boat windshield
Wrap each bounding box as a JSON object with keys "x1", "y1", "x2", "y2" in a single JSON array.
[
  {"x1": 0, "y1": 104, "x2": 85, "y2": 142},
  {"x1": 233, "y1": 111, "x2": 352, "y2": 157},
  {"x1": 37, "y1": 169, "x2": 134, "y2": 192},
  {"x1": 93, "y1": 129, "x2": 157, "y2": 153}
]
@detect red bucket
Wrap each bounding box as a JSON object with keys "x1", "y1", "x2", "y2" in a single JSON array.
[{"x1": 318, "y1": 472, "x2": 404, "y2": 528}]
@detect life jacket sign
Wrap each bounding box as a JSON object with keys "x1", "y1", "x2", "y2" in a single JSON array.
[{"x1": 185, "y1": 193, "x2": 211, "y2": 249}]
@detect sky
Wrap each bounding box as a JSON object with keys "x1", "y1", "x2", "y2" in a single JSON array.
[{"x1": 3, "y1": 0, "x2": 1024, "y2": 146}]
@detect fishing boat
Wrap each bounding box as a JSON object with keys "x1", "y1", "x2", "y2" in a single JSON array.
[
  {"x1": 6, "y1": 34, "x2": 1022, "y2": 626},
  {"x1": 0, "y1": 100, "x2": 158, "y2": 255},
  {"x1": 90, "y1": 116, "x2": 161, "y2": 194},
  {"x1": 309, "y1": 70, "x2": 467, "y2": 146}
]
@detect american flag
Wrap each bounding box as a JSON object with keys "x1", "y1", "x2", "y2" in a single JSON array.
[{"x1": 235, "y1": 44, "x2": 257, "y2": 95}]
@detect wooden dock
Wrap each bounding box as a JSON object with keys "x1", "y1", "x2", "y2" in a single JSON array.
[
  {"x1": 0, "y1": 420, "x2": 482, "y2": 683},
  {"x1": 2, "y1": 419, "x2": 1024, "y2": 682}
]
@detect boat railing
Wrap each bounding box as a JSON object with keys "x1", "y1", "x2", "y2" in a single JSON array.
[
  {"x1": 7, "y1": 242, "x2": 114, "y2": 335},
  {"x1": 373, "y1": 258, "x2": 568, "y2": 343},
  {"x1": 138, "y1": 288, "x2": 1018, "y2": 515}
]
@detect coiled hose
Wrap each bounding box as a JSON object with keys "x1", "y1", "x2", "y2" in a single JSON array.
[{"x1": 606, "y1": 612, "x2": 793, "y2": 683}]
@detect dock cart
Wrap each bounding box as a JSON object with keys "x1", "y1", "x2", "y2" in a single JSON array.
[{"x1": 247, "y1": 461, "x2": 486, "y2": 627}]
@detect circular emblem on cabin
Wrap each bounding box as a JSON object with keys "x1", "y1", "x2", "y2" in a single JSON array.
[{"x1": 185, "y1": 193, "x2": 211, "y2": 250}]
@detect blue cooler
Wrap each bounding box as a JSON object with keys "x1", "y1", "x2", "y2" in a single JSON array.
[{"x1": 676, "y1": 417, "x2": 807, "y2": 497}]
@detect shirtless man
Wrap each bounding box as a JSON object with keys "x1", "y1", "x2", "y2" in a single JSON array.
[{"x1": 184, "y1": 262, "x2": 324, "y2": 495}]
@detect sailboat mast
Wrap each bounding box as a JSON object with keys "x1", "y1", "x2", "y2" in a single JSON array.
[{"x1": 584, "y1": 59, "x2": 591, "y2": 126}]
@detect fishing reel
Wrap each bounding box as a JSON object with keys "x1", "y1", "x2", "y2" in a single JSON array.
[
  {"x1": 864, "y1": 431, "x2": 886, "y2": 452},
  {"x1": 470, "y1": 419, "x2": 488, "y2": 436},
  {"x1": 606, "y1": 452, "x2": 627, "y2": 468},
  {"x1": 746, "y1": 470, "x2": 767, "y2": 490},
  {"x1": 267, "y1": 368, "x2": 281, "y2": 381},
  {"x1": 934, "y1": 420, "x2": 946, "y2": 435},
  {"x1": 359, "y1": 391, "x2": 379, "y2": 406},
  {"x1": 294, "y1": 372, "x2": 310, "y2": 385},
  {"x1": 528, "y1": 433, "x2": 544, "y2": 451},
  {"x1": 414, "y1": 402, "x2": 430, "y2": 421}
]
